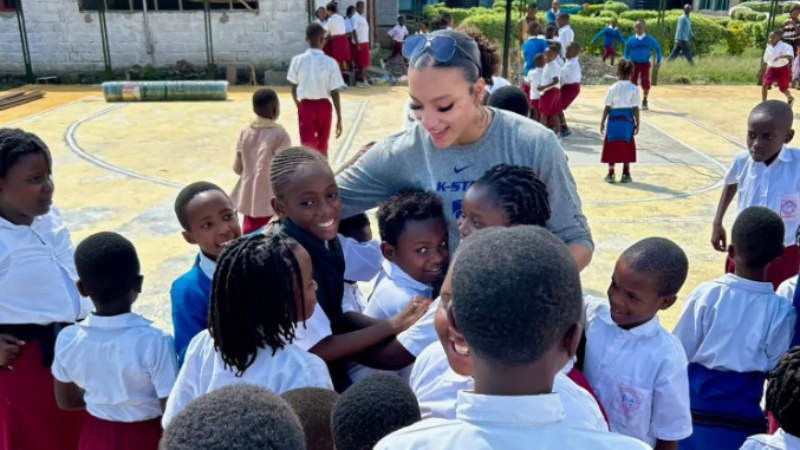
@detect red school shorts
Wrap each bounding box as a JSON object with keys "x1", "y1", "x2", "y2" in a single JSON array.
[
  {"x1": 603, "y1": 45, "x2": 616, "y2": 58},
  {"x1": 764, "y1": 65, "x2": 791, "y2": 92},
  {"x1": 560, "y1": 83, "x2": 581, "y2": 110},
  {"x1": 632, "y1": 61, "x2": 651, "y2": 92},
  {"x1": 538, "y1": 88, "x2": 562, "y2": 116}
]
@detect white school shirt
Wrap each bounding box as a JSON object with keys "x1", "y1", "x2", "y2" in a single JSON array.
[
  {"x1": 388, "y1": 24, "x2": 409, "y2": 43},
  {"x1": 375, "y1": 391, "x2": 650, "y2": 450},
  {"x1": 198, "y1": 251, "x2": 216, "y2": 279},
  {"x1": 0, "y1": 206, "x2": 92, "y2": 325},
  {"x1": 162, "y1": 331, "x2": 333, "y2": 427},
  {"x1": 312, "y1": 17, "x2": 326, "y2": 26},
  {"x1": 351, "y1": 12, "x2": 370, "y2": 44},
  {"x1": 485, "y1": 76, "x2": 511, "y2": 94},
  {"x1": 672, "y1": 274, "x2": 797, "y2": 373},
  {"x1": 345, "y1": 17, "x2": 353, "y2": 33},
  {"x1": 777, "y1": 275, "x2": 798, "y2": 302},
  {"x1": 764, "y1": 41, "x2": 794, "y2": 68},
  {"x1": 287, "y1": 49, "x2": 346, "y2": 101},
  {"x1": 724, "y1": 146, "x2": 800, "y2": 247},
  {"x1": 583, "y1": 295, "x2": 692, "y2": 447},
  {"x1": 52, "y1": 313, "x2": 177, "y2": 422},
  {"x1": 558, "y1": 25, "x2": 574, "y2": 58},
  {"x1": 541, "y1": 61, "x2": 561, "y2": 93},
  {"x1": 365, "y1": 261, "x2": 433, "y2": 320},
  {"x1": 561, "y1": 56, "x2": 582, "y2": 85},
  {"x1": 605, "y1": 80, "x2": 640, "y2": 109},
  {"x1": 326, "y1": 14, "x2": 347, "y2": 36},
  {"x1": 396, "y1": 298, "x2": 439, "y2": 356},
  {"x1": 527, "y1": 67, "x2": 544, "y2": 100},
  {"x1": 343, "y1": 282, "x2": 367, "y2": 313},
  {"x1": 410, "y1": 342, "x2": 608, "y2": 431},
  {"x1": 741, "y1": 429, "x2": 800, "y2": 450}
]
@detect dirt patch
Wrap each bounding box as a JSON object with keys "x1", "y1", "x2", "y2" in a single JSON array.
[{"x1": 579, "y1": 54, "x2": 617, "y2": 85}]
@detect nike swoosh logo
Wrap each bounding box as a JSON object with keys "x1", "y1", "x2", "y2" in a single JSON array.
[{"x1": 454, "y1": 165, "x2": 471, "y2": 174}]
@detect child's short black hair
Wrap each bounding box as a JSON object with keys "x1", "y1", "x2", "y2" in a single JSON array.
[
  {"x1": 619, "y1": 237, "x2": 688, "y2": 296},
  {"x1": 346, "y1": 5, "x2": 355, "y2": 15},
  {"x1": 557, "y1": 11, "x2": 570, "y2": 21},
  {"x1": 420, "y1": 19, "x2": 430, "y2": 28},
  {"x1": 731, "y1": 206, "x2": 785, "y2": 268},
  {"x1": 210, "y1": 233, "x2": 307, "y2": 376},
  {"x1": 270, "y1": 146, "x2": 329, "y2": 200},
  {"x1": 474, "y1": 164, "x2": 551, "y2": 227},
  {"x1": 281, "y1": 387, "x2": 339, "y2": 450},
  {"x1": 376, "y1": 189, "x2": 445, "y2": 247},
  {"x1": 751, "y1": 99, "x2": 794, "y2": 129},
  {"x1": 534, "y1": 52, "x2": 546, "y2": 66},
  {"x1": 430, "y1": 16, "x2": 447, "y2": 31},
  {"x1": 75, "y1": 231, "x2": 141, "y2": 302},
  {"x1": 252, "y1": 88, "x2": 278, "y2": 109},
  {"x1": 452, "y1": 226, "x2": 582, "y2": 367},
  {"x1": 487, "y1": 86, "x2": 530, "y2": 117},
  {"x1": 339, "y1": 213, "x2": 370, "y2": 238},
  {"x1": 331, "y1": 374, "x2": 421, "y2": 450},
  {"x1": 0, "y1": 128, "x2": 52, "y2": 178},
  {"x1": 767, "y1": 346, "x2": 800, "y2": 436},
  {"x1": 174, "y1": 181, "x2": 226, "y2": 231},
  {"x1": 618, "y1": 59, "x2": 635, "y2": 77},
  {"x1": 326, "y1": 1, "x2": 338, "y2": 13},
  {"x1": 307, "y1": 22, "x2": 327, "y2": 41},
  {"x1": 439, "y1": 11, "x2": 453, "y2": 21},
  {"x1": 161, "y1": 383, "x2": 304, "y2": 450}
]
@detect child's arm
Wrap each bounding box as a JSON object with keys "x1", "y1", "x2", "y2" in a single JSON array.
[
  {"x1": 615, "y1": 29, "x2": 625, "y2": 46},
  {"x1": 651, "y1": 366, "x2": 692, "y2": 450},
  {"x1": 652, "y1": 36, "x2": 663, "y2": 65},
  {"x1": 148, "y1": 334, "x2": 179, "y2": 414},
  {"x1": 170, "y1": 282, "x2": 209, "y2": 365},
  {"x1": 765, "y1": 305, "x2": 797, "y2": 369},
  {"x1": 711, "y1": 183, "x2": 738, "y2": 251},
  {"x1": 623, "y1": 37, "x2": 632, "y2": 60},
  {"x1": 291, "y1": 84, "x2": 300, "y2": 107},
  {"x1": 600, "y1": 105, "x2": 611, "y2": 134},
  {"x1": 538, "y1": 76, "x2": 559, "y2": 91},
  {"x1": 592, "y1": 27, "x2": 605, "y2": 43},
  {"x1": 53, "y1": 380, "x2": 86, "y2": 411},
  {"x1": 654, "y1": 440, "x2": 678, "y2": 450},
  {"x1": 0, "y1": 334, "x2": 23, "y2": 366},
  {"x1": 331, "y1": 90, "x2": 343, "y2": 138},
  {"x1": 233, "y1": 151, "x2": 243, "y2": 175},
  {"x1": 633, "y1": 105, "x2": 640, "y2": 135}
]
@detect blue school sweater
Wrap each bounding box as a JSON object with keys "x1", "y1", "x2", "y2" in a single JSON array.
[
  {"x1": 623, "y1": 34, "x2": 663, "y2": 64},
  {"x1": 592, "y1": 26, "x2": 625, "y2": 47},
  {"x1": 522, "y1": 37, "x2": 550, "y2": 77},
  {"x1": 170, "y1": 255, "x2": 212, "y2": 366}
]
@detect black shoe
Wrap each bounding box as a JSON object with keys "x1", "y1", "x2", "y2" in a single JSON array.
[
  {"x1": 642, "y1": 100, "x2": 649, "y2": 111},
  {"x1": 561, "y1": 128, "x2": 572, "y2": 138}
]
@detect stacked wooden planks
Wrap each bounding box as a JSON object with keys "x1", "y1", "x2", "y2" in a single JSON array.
[{"x1": 0, "y1": 90, "x2": 45, "y2": 111}]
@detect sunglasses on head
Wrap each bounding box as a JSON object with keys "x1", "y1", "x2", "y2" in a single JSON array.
[{"x1": 402, "y1": 34, "x2": 482, "y2": 77}]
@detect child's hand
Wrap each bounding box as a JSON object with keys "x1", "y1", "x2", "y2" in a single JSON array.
[
  {"x1": 388, "y1": 296, "x2": 433, "y2": 334},
  {"x1": 634, "y1": 123, "x2": 639, "y2": 135},
  {"x1": 0, "y1": 335, "x2": 24, "y2": 367},
  {"x1": 336, "y1": 120, "x2": 343, "y2": 138},
  {"x1": 711, "y1": 223, "x2": 727, "y2": 252},
  {"x1": 600, "y1": 123, "x2": 605, "y2": 135}
]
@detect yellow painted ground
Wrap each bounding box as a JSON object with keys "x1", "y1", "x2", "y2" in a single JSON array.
[{"x1": 0, "y1": 84, "x2": 770, "y2": 331}]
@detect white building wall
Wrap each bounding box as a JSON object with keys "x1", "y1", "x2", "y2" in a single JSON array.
[{"x1": 0, "y1": 0, "x2": 309, "y2": 75}]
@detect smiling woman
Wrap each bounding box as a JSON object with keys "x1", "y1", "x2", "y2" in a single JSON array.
[{"x1": 335, "y1": 29, "x2": 594, "y2": 269}]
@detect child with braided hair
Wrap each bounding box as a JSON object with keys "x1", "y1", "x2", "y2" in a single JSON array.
[
  {"x1": 601, "y1": 59, "x2": 640, "y2": 184},
  {"x1": 161, "y1": 233, "x2": 334, "y2": 427}
]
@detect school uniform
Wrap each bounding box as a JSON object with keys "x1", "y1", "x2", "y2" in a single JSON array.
[
  {"x1": 623, "y1": 33, "x2": 663, "y2": 92},
  {"x1": 723, "y1": 146, "x2": 800, "y2": 289},
  {"x1": 410, "y1": 342, "x2": 608, "y2": 431},
  {"x1": 527, "y1": 67, "x2": 544, "y2": 112},
  {"x1": 741, "y1": 429, "x2": 800, "y2": 450},
  {"x1": 396, "y1": 298, "x2": 439, "y2": 357},
  {"x1": 365, "y1": 261, "x2": 432, "y2": 320},
  {"x1": 560, "y1": 56, "x2": 581, "y2": 111},
  {"x1": 778, "y1": 274, "x2": 798, "y2": 302},
  {"x1": 52, "y1": 313, "x2": 178, "y2": 450},
  {"x1": 374, "y1": 391, "x2": 651, "y2": 450},
  {"x1": 386, "y1": 24, "x2": 408, "y2": 60},
  {"x1": 287, "y1": 49, "x2": 346, "y2": 154},
  {"x1": 764, "y1": 41, "x2": 794, "y2": 92},
  {"x1": 162, "y1": 331, "x2": 333, "y2": 428},
  {"x1": 351, "y1": 12, "x2": 371, "y2": 69},
  {"x1": 558, "y1": 24, "x2": 574, "y2": 59},
  {"x1": 0, "y1": 206, "x2": 92, "y2": 450},
  {"x1": 170, "y1": 253, "x2": 214, "y2": 366},
  {"x1": 486, "y1": 76, "x2": 511, "y2": 95},
  {"x1": 592, "y1": 26, "x2": 625, "y2": 59},
  {"x1": 521, "y1": 35, "x2": 549, "y2": 94},
  {"x1": 672, "y1": 274, "x2": 797, "y2": 450},
  {"x1": 601, "y1": 80, "x2": 640, "y2": 165},
  {"x1": 538, "y1": 60, "x2": 562, "y2": 117},
  {"x1": 583, "y1": 295, "x2": 692, "y2": 448},
  {"x1": 326, "y1": 13, "x2": 351, "y2": 64}
]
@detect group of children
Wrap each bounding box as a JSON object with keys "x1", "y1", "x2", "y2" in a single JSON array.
[{"x1": 312, "y1": 1, "x2": 372, "y2": 89}]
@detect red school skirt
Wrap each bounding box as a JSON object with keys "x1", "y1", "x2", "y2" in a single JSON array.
[
  {"x1": 79, "y1": 416, "x2": 162, "y2": 450},
  {"x1": 560, "y1": 83, "x2": 580, "y2": 110},
  {"x1": 331, "y1": 34, "x2": 351, "y2": 64},
  {"x1": 726, "y1": 245, "x2": 800, "y2": 290},
  {"x1": 603, "y1": 45, "x2": 616, "y2": 58},
  {"x1": 355, "y1": 42, "x2": 371, "y2": 68},
  {"x1": 538, "y1": 88, "x2": 562, "y2": 116},
  {"x1": 0, "y1": 340, "x2": 87, "y2": 450},
  {"x1": 243, "y1": 215, "x2": 272, "y2": 235}
]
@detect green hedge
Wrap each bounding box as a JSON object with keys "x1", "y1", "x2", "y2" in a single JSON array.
[
  {"x1": 731, "y1": 8, "x2": 768, "y2": 21},
  {"x1": 736, "y1": 1, "x2": 800, "y2": 13},
  {"x1": 598, "y1": 9, "x2": 618, "y2": 18},
  {"x1": 603, "y1": 1, "x2": 630, "y2": 14},
  {"x1": 619, "y1": 10, "x2": 658, "y2": 21},
  {"x1": 460, "y1": 12, "x2": 509, "y2": 42}
]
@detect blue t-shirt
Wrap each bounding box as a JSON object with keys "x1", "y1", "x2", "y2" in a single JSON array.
[
  {"x1": 623, "y1": 34, "x2": 663, "y2": 64},
  {"x1": 522, "y1": 37, "x2": 550, "y2": 77},
  {"x1": 592, "y1": 26, "x2": 625, "y2": 47},
  {"x1": 170, "y1": 255, "x2": 212, "y2": 366}
]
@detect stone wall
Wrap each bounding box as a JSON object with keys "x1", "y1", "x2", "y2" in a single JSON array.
[{"x1": 0, "y1": 0, "x2": 309, "y2": 75}]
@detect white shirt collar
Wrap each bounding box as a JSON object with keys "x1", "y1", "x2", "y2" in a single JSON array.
[
  {"x1": 81, "y1": 312, "x2": 153, "y2": 328},
  {"x1": 636, "y1": 33, "x2": 646, "y2": 40},
  {"x1": 778, "y1": 144, "x2": 794, "y2": 163},
  {"x1": 778, "y1": 429, "x2": 800, "y2": 448},
  {"x1": 456, "y1": 391, "x2": 565, "y2": 425},
  {"x1": 718, "y1": 273, "x2": 776, "y2": 295},
  {"x1": 382, "y1": 260, "x2": 432, "y2": 294},
  {"x1": 307, "y1": 48, "x2": 325, "y2": 55},
  {"x1": 198, "y1": 252, "x2": 216, "y2": 280},
  {"x1": 598, "y1": 304, "x2": 662, "y2": 338},
  {"x1": 442, "y1": 366, "x2": 473, "y2": 384},
  {"x1": 559, "y1": 24, "x2": 571, "y2": 31}
]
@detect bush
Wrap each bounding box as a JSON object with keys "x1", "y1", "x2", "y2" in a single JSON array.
[
  {"x1": 460, "y1": 12, "x2": 507, "y2": 42},
  {"x1": 737, "y1": 1, "x2": 800, "y2": 14},
  {"x1": 726, "y1": 23, "x2": 751, "y2": 55},
  {"x1": 620, "y1": 10, "x2": 659, "y2": 21},
  {"x1": 599, "y1": 9, "x2": 618, "y2": 18},
  {"x1": 731, "y1": 7, "x2": 768, "y2": 21},
  {"x1": 603, "y1": 0, "x2": 629, "y2": 14}
]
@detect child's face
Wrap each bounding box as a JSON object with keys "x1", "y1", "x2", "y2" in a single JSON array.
[
  {"x1": 182, "y1": 190, "x2": 242, "y2": 259},
  {"x1": 770, "y1": 33, "x2": 781, "y2": 45},
  {"x1": 0, "y1": 153, "x2": 54, "y2": 225},
  {"x1": 382, "y1": 217, "x2": 448, "y2": 284},
  {"x1": 421, "y1": 24, "x2": 428, "y2": 32},
  {"x1": 272, "y1": 162, "x2": 342, "y2": 241},
  {"x1": 611, "y1": 18, "x2": 618, "y2": 27},
  {"x1": 317, "y1": 8, "x2": 325, "y2": 19},
  {"x1": 294, "y1": 244, "x2": 318, "y2": 322},
  {"x1": 457, "y1": 184, "x2": 511, "y2": 240},
  {"x1": 747, "y1": 112, "x2": 794, "y2": 162},
  {"x1": 434, "y1": 266, "x2": 473, "y2": 376},
  {"x1": 607, "y1": 259, "x2": 676, "y2": 330},
  {"x1": 535, "y1": 56, "x2": 546, "y2": 68},
  {"x1": 398, "y1": 17, "x2": 404, "y2": 26},
  {"x1": 545, "y1": 49, "x2": 556, "y2": 62}
]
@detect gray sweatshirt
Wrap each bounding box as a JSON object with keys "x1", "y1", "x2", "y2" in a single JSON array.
[{"x1": 336, "y1": 108, "x2": 593, "y2": 254}]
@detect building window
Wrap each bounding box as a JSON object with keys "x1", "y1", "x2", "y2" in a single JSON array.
[
  {"x1": 0, "y1": 0, "x2": 16, "y2": 11},
  {"x1": 714, "y1": 0, "x2": 728, "y2": 10},
  {"x1": 80, "y1": 0, "x2": 258, "y2": 12},
  {"x1": 698, "y1": 0, "x2": 712, "y2": 10}
]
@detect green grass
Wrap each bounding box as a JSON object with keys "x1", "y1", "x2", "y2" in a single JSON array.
[{"x1": 657, "y1": 54, "x2": 762, "y2": 85}]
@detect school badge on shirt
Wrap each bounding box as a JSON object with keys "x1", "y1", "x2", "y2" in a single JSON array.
[{"x1": 781, "y1": 198, "x2": 797, "y2": 219}]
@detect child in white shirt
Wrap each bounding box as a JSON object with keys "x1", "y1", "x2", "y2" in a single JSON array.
[
  {"x1": 162, "y1": 233, "x2": 334, "y2": 427},
  {"x1": 584, "y1": 237, "x2": 693, "y2": 449},
  {"x1": 538, "y1": 45, "x2": 563, "y2": 137},
  {"x1": 527, "y1": 53, "x2": 546, "y2": 120},
  {"x1": 382, "y1": 15, "x2": 409, "y2": 69},
  {"x1": 674, "y1": 207, "x2": 797, "y2": 450},
  {"x1": 760, "y1": 30, "x2": 795, "y2": 105},
  {"x1": 559, "y1": 42, "x2": 582, "y2": 137},
  {"x1": 556, "y1": 12, "x2": 574, "y2": 59},
  {"x1": 777, "y1": 225, "x2": 799, "y2": 302},
  {"x1": 53, "y1": 232, "x2": 177, "y2": 450}
]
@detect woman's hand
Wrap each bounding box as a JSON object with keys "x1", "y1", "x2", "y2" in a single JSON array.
[
  {"x1": 387, "y1": 295, "x2": 432, "y2": 334},
  {"x1": 0, "y1": 335, "x2": 24, "y2": 366}
]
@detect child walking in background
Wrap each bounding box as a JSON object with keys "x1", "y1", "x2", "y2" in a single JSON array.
[
  {"x1": 556, "y1": 13, "x2": 574, "y2": 60},
  {"x1": 623, "y1": 20, "x2": 662, "y2": 110},
  {"x1": 527, "y1": 53, "x2": 546, "y2": 120},
  {"x1": 288, "y1": 23, "x2": 345, "y2": 156},
  {"x1": 382, "y1": 16, "x2": 408, "y2": 70},
  {"x1": 313, "y1": 6, "x2": 326, "y2": 26},
  {"x1": 538, "y1": 45, "x2": 563, "y2": 137},
  {"x1": 712, "y1": 101, "x2": 800, "y2": 289},
  {"x1": 592, "y1": 18, "x2": 625, "y2": 66},
  {"x1": 521, "y1": 22, "x2": 548, "y2": 101},
  {"x1": 351, "y1": 1, "x2": 371, "y2": 88},
  {"x1": 325, "y1": 2, "x2": 351, "y2": 83},
  {"x1": 674, "y1": 207, "x2": 797, "y2": 450},
  {"x1": 52, "y1": 232, "x2": 177, "y2": 450},
  {"x1": 0, "y1": 129, "x2": 91, "y2": 450},
  {"x1": 759, "y1": 30, "x2": 795, "y2": 105},
  {"x1": 559, "y1": 42, "x2": 582, "y2": 137},
  {"x1": 231, "y1": 89, "x2": 291, "y2": 234},
  {"x1": 601, "y1": 60, "x2": 640, "y2": 184}
]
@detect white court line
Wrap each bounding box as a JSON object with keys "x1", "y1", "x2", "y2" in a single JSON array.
[
  {"x1": 1, "y1": 97, "x2": 103, "y2": 128},
  {"x1": 334, "y1": 99, "x2": 370, "y2": 165},
  {"x1": 648, "y1": 99, "x2": 748, "y2": 149}
]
